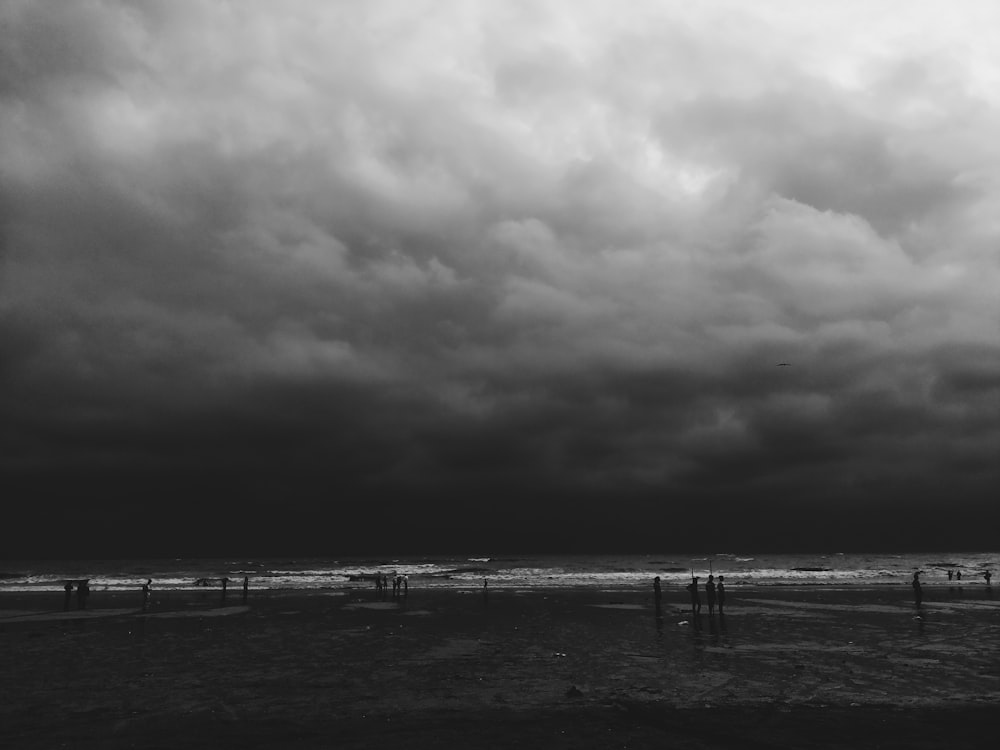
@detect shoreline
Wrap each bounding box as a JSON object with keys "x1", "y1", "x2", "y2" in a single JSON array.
[
  {"x1": 3, "y1": 585, "x2": 998, "y2": 748},
  {"x1": 1, "y1": 579, "x2": 995, "y2": 614}
]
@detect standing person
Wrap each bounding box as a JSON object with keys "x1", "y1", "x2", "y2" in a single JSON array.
[
  {"x1": 63, "y1": 581, "x2": 74, "y2": 611},
  {"x1": 912, "y1": 571, "x2": 923, "y2": 609},
  {"x1": 141, "y1": 579, "x2": 152, "y2": 611},
  {"x1": 983, "y1": 571, "x2": 992, "y2": 586},
  {"x1": 717, "y1": 576, "x2": 726, "y2": 615},
  {"x1": 77, "y1": 580, "x2": 90, "y2": 610},
  {"x1": 221, "y1": 577, "x2": 229, "y2": 604},
  {"x1": 956, "y1": 570, "x2": 962, "y2": 582},
  {"x1": 686, "y1": 576, "x2": 701, "y2": 616},
  {"x1": 653, "y1": 576, "x2": 662, "y2": 615},
  {"x1": 242, "y1": 576, "x2": 249, "y2": 603},
  {"x1": 947, "y1": 570, "x2": 953, "y2": 581},
  {"x1": 403, "y1": 575, "x2": 409, "y2": 597},
  {"x1": 705, "y1": 575, "x2": 717, "y2": 616}
]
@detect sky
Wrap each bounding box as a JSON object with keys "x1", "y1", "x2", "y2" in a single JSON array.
[{"x1": 2, "y1": 0, "x2": 998, "y2": 558}]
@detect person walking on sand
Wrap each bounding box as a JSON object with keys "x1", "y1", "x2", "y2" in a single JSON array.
[
  {"x1": 705, "y1": 575, "x2": 717, "y2": 616},
  {"x1": 686, "y1": 576, "x2": 701, "y2": 616},
  {"x1": 912, "y1": 571, "x2": 923, "y2": 609},
  {"x1": 717, "y1": 576, "x2": 726, "y2": 615},
  {"x1": 63, "y1": 581, "x2": 73, "y2": 611},
  {"x1": 983, "y1": 571, "x2": 992, "y2": 586},
  {"x1": 653, "y1": 576, "x2": 662, "y2": 615},
  {"x1": 242, "y1": 575, "x2": 249, "y2": 603},
  {"x1": 141, "y1": 579, "x2": 152, "y2": 611}
]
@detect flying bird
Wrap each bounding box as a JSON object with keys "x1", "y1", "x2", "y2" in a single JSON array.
[{"x1": 776, "y1": 363, "x2": 791, "y2": 366}]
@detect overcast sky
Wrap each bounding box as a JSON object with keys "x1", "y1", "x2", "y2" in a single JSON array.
[{"x1": 2, "y1": 1, "x2": 998, "y2": 557}]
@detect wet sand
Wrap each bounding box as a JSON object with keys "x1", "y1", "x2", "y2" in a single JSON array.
[{"x1": 2, "y1": 584, "x2": 998, "y2": 748}]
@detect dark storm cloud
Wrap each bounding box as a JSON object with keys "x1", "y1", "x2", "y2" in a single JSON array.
[{"x1": 2, "y1": 1, "x2": 999, "y2": 555}]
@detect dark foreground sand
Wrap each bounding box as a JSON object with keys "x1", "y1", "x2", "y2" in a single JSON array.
[{"x1": 2, "y1": 584, "x2": 999, "y2": 748}]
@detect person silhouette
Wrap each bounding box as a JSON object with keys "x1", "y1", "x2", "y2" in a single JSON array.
[
  {"x1": 984, "y1": 571, "x2": 992, "y2": 586},
  {"x1": 63, "y1": 581, "x2": 74, "y2": 611},
  {"x1": 705, "y1": 575, "x2": 717, "y2": 616},
  {"x1": 242, "y1": 575, "x2": 249, "y2": 603},
  {"x1": 141, "y1": 579, "x2": 152, "y2": 611},
  {"x1": 717, "y1": 576, "x2": 726, "y2": 615},
  {"x1": 947, "y1": 570, "x2": 953, "y2": 581},
  {"x1": 956, "y1": 570, "x2": 962, "y2": 582},
  {"x1": 77, "y1": 580, "x2": 90, "y2": 610},
  {"x1": 686, "y1": 576, "x2": 701, "y2": 616},
  {"x1": 653, "y1": 576, "x2": 662, "y2": 615},
  {"x1": 912, "y1": 571, "x2": 923, "y2": 609},
  {"x1": 221, "y1": 577, "x2": 229, "y2": 604}
]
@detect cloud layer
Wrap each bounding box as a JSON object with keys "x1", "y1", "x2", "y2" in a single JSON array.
[{"x1": 2, "y1": 1, "x2": 998, "y2": 554}]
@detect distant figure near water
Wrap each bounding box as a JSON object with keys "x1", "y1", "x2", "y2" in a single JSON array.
[
  {"x1": 912, "y1": 571, "x2": 923, "y2": 610},
  {"x1": 653, "y1": 576, "x2": 662, "y2": 615},
  {"x1": 221, "y1": 577, "x2": 229, "y2": 604},
  {"x1": 705, "y1": 575, "x2": 717, "y2": 616},
  {"x1": 63, "y1": 581, "x2": 73, "y2": 611},
  {"x1": 76, "y1": 580, "x2": 90, "y2": 610},
  {"x1": 717, "y1": 576, "x2": 726, "y2": 615},
  {"x1": 242, "y1": 575, "x2": 249, "y2": 603},
  {"x1": 686, "y1": 576, "x2": 701, "y2": 615},
  {"x1": 984, "y1": 571, "x2": 992, "y2": 586},
  {"x1": 141, "y1": 579, "x2": 152, "y2": 611}
]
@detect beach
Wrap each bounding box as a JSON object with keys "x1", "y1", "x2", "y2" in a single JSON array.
[{"x1": 2, "y1": 583, "x2": 998, "y2": 748}]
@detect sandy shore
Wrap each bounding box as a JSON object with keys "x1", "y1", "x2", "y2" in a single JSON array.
[{"x1": 2, "y1": 583, "x2": 998, "y2": 748}]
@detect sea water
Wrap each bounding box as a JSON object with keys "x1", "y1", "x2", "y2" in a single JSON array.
[{"x1": 1, "y1": 551, "x2": 997, "y2": 593}]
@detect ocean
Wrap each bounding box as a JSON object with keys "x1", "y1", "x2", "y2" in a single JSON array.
[{"x1": 1, "y1": 551, "x2": 997, "y2": 593}]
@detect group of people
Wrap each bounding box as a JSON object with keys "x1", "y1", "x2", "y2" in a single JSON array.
[
  {"x1": 652, "y1": 574, "x2": 727, "y2": 617},
  {"x1": 62, "y1": 579, "x2": 90, "y2": 611},
  {"x1": 685, "y1": 574, "x2": 726, "y2": 616},
  {"x1": 61, "y1": 575, "x2": 252, "y2": 613},
  {"x1": 193, "y1": 576, "x2": 250, "y2": 603},
  {"x1": 374, "y1": 573, "x2": 408, "y2": 599},
  {"x1": 912, "y1": 568, "x2": 993, "y2": 609},
  {"x1": 945, "y1": 569, "x2": 993, "y2": 585}
]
